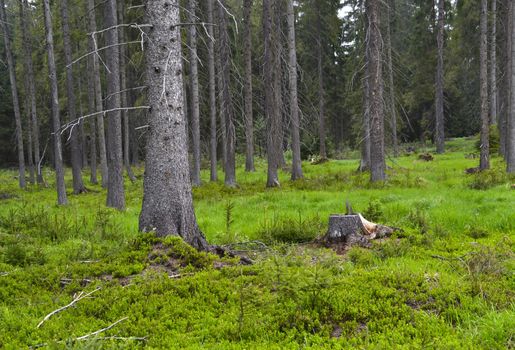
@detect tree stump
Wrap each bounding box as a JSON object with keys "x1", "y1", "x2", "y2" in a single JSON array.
[{"x1": 321, "y1": 214, "x2": 397, "y2": 249}]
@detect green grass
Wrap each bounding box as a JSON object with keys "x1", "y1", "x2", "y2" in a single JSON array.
[{"x1": 0, "y1": 138, "x2": 514, "y2": 349}]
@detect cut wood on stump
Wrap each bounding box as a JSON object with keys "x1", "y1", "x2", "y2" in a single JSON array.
[{"x1": 321, "y1": 214, "x2": 396, "y2": 248}]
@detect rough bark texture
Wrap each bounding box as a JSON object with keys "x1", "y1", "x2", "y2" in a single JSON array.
[
  {"x1": 218, "y1": 0, "x2": 236, "y2": 187},
  {"x1": 367, "y1": 0, "x2": 386, "y2": 182},
  {"x1": 508, "y1": 0, "x2": 515, "y2": 173},
  {"x1": 214, "y1": 6, "x2": 227, "y2": 170},
  {"x1": 499, "y1": 0, "x2": 511, "y2": 157},
  {"x1": 86, "y1": 47, "x2": 98, "y2": 184},
  {"x1": 117, "y1": 1, "x2": 136, "y2": 182},
  {"x1": 316, "y1": 4, "x2": 327, "y2": 159},
  {"x1": 61, "y1": 0, "x2": 86, "y2": 194},
  {"x1": 386, "y1": 0, "x2": 399, "y2": 157},
  {"x1": 187, "y1": 0, "x2": 202, "y2": 186},
  {"x1": 43, "y1": 0, "x2": 67, "y2": 205},
  {"x1": 360, "y1": 3, "x2": 371, "y2": 172},
  {"x1": 286, "y1": 0, "x2": 303, "y2": 180},
  {"x1": 87, "y1": 0, "x2": 108, "y2": 188},
  {"x1": 479, "y1": 0, "x2": 490, "y2": 171},
  {"x1": 490, "y1": 0, "x2": 498, "y2": 125},
  {"x1": 0, "y1": 0, "x2": 25, "y2": 189},
  {"x1": 104, "y1": 0, "x2": 125, "y2": 209},
  {"x1": 139, "y1": 0, "x2": 208, "y2": 251},
  {"x1": 263, "y1": 0, "x2": 282, "y2": 187},
  {"x1": 435, "y1": 0, "x2": 445, "y2": 154},
  {"x1": 20, "y1": 0, "x2": 43, "y2": 184},
  {"x1": 243, "y1": 0, "x2": 255, "y2": 172},
  {"x1": 207, "y1": 0, "x2": 218, "y2": 182}
]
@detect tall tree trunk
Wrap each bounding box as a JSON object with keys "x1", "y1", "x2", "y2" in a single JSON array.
[
  {"x1": 43, "y1": 0, "x2": 67, "y2": 204},
  {"x1": 367, "y1": 0, "x2": 386, "y2": 182},
  {"x1": 286, "y1": 0, "x2": 303, "y2": 180},
  {"x1": 207, "y1": 0, "x2": 218, "y2": 182},
  {"x1": 0, "y1": 0, "x2": 26, "y2": 189},
  {"x1": 243, "y1": 0, "x2": 255, "y2": 172},
  {"x1": 508, "y1": 0, "x2": 515, "y2": 173},
  {"x1": 87, "y1": 0, "x2": 109, "y2": 188},
  {"x1": 490, "y1": 0, "x2": 498, "y2": 125},
  {"x1": 105, "y1": 0, "x2": 125, "y2": 209},
  {"x1": 86, "y1": 47, "x2": 98, "y2": 184},
  {"x1": 20, "y1": 0, "x2": 43, "y2": 184},
  {"x1": 386, "y1": 0, "x2": 399, "y2": 157},
  {"x1": 263, "y1": 0, "x2": 281, "y2": 187},
  {"x1": 435, "y1": 0, "x2": 445, "y2": 154},
  {"x1": 76, "y1": 51, "x2": 88, "y2": 170},
  {"x1": 117, "y1": 1, "x2": 136, "y2": 182},
  {"x1": 499, "y1": 0, "x2": 511, "y2": 157},
  {"x1": 218, "y1": 0, "x2": 236, "y2": 187},
  {"x1": 187, "y1": 0, "x2": 202, "y2": 186},
  {"x1": 139, "y1": 0, "x2": 208, "y2": 251},
  {"x1": 24, "y1": 93, "x2": 35, "y2": 184},
  {"x1": 214, "y1": 8, "x2": 227, "y2": 170},
  {"x1": 61, "y1": 0, "x2": 86, "y2": 194},
  {"x1": 360, "y1": 22, "x2": 371, "y2": 172},
  {"x1": 480, "y1": 0, "x2": 490, "y2": 171},
  {"x1": 316, "y1": 4, "x2": 327, "y2": 159}
]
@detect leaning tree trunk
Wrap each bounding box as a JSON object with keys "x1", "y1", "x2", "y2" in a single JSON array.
[
  {"x1": 207, "y1": 0, "x2": 218, "y2": 182},
  {"x1": 286, "y1": 0, "x2": 303, "y2": 180},
  {"x1": 117, "y1": 1, "x2": 136, "y2": 183},
  {"x1": 187, "y1": 0, "x2": 202, "y2": 186},
  {"x1": 435, "y1": 0, "x2": 445, "y2": 154},
  {"x1": 61, "y1": 0, "x2": 86, "y2": 194},
  {"x1": 479, "y1": 0, "x2": 490, "y2": 171},
  {"x1": 104, "y1": 0, "x2": 125, "y2": 209},
  {"x1": 43, "y1": 0, "x2": 67, "y2": 205},
  {"x1": 87, "y1": 0, "x2": 108, "y2": 188},
  {"x1": 139, "y1": 0, "x2": 208, "y2": 251},
  {"x1": 218, "y1": 0, "x2": 236, "y2": 187},
  {"x1": 316, "y1": 4, "x2": 327, "y2": 160},
  {"x1": 367, "y1": 0, "x2": 386, "y2": 182},
  {"x1": 508, "y1": 0, "x2": 515, "y2": 173},
  {"x1": 0, "y1": 0, "x2": 25, "y2": 189},
  {"x1": 20, "y1": 0, "x2": 43, "y2": 184},
  {"x1": 490, "y1": 0, "x2": 498, "y2": 125},
  {"x1": 385, "y1": 0, "x2": 399, "y2": 157},
  {"x1": 243, "y1": 0, "x2": 255, "y2": 172}
]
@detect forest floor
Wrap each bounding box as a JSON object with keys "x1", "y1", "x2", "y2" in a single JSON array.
[{"x1": 0, "y1": 138, "x2": 514, "y2": 349}]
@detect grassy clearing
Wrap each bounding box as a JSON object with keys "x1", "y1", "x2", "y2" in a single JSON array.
[{"x1": 0, "y1": 138, "x2": 514, "y2": 349}]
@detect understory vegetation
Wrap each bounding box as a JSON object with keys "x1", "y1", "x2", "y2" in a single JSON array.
[{"x1": 0, "y1": 139, "x2": 514, "y2": 349}]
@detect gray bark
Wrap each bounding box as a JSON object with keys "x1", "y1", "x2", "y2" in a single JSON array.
[
  {"x1": 20, "y1": 0, "x2": 43, "y2": 184},
  {"x1": 480, "y1": 0, "x2": 490, "y2": 171},
  {"x1": 386, "y1": 0, "x2": 399, "y2": 157},
  {"x1": 435, "y1": 0, "x2": 445, "y2": 154},
  {"x1": 117, "y1": 1, "x2": 136, "y2": 182},
  {"x1": 0, "y1": 0, "x2": 25, "y2": 189},
  {"x1": 360, "y1": 2, "x2": 371, "y2": 172},
  {"x1": 61, "y1": 0, "x2": 86, "y2": 194},
  {"x1": 218, "y1": 0, "x2": 236, "y2": 187},
  {"x1": 86, "y1": 46, "x2": 98, "y2": 184},
  {"x1": 24, "y1": 92, "x2": 34, "y2": 184},
  {"x1": 367, "y1": 0, "x2": 386, "y2": 182},
  {"x1": 207, "y1": 0, "x2": 218, "y2": 182},
  {"x1": 499, "y1": 0, "x2": 511, "y2": 157},
  {"x1": 214, "y1": 8, "x2": 227, "y2": 170},
  {"x1": 139, "y1": 0, "x2": 208, "y2": 251},
  {"x1": 243, "y1": 0, "x2": 255, "y2": 172},
  {"x1": 490, "y1": 0, "x2": 498, "y2": 125},
  {"x1": 508, "y1": 0, "x2": 515, "y2": 172},
  {"x1": 316, "y1": 4, "x2": 327, "y2": 159},
  {"x1": 105, "y1": 0, "x2": 125, "y2": 209},
  {"x1": 286, "y1": 0, "x2": 303, "y2": 180},
  {"x1": 187, "y1": 0, "x2": 201, "y2": 186},
  {"x1": 43, "y1": 0, "x2": 67, "y2": 204},
  {"x1": 87, "y1": 0, "x2": 109, "y2": 188}
]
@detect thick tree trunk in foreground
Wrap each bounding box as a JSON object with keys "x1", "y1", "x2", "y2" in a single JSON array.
[
  {"x1": 263, "y1": 0, "x2": 282, "y2": 187},
  {"x1": 207, "y1": 0, "x2": 218, "y2": 182},
  {"x1": 286, "y1": 0, "x2": 303, "y2": 180},
  {"x1": 0, "y1": 0, "x2": 25, "y2": 189},
  {"x1": 508, "y1": 0, "x2": 515, "y2": 173},
  {"x1": 87, "y1": 0, "x2": 108, "y2": 188},
  {"x1": 243, "y1": 0, "x2": 255, "y2": 172},
  {"x1": 20, "y1": 0, "x2": 43, "y2": 184},
  {"x1": 367, "y1": 0, "x2": 386, "y2": 182},
  {"x1": 490, "y1": 0, "x2": 498, "y2": 125},
  {"x1": 117, "y1": 1, "x2": 136, "y2": 183},
  {"x1": 43, "y1": 0, "x2": 67, "y2": 204},
  {"x1": 479, "y1": 0, "x2": 490, "y2": 171},
  {"x1": 104, "y1": 0, "x2": 125, "y2": 209},
  {"x1": 316, "y1": 5, "x2": 327, "y2": 159},
  {"x1": 435, "y1": 0, "x2": 445, "y2": 154},
  {"x1": 61, "y1": 0, "x2": 86, "y2": 194},
  {"x1": 139, "y1": 0, "x2": 208, "y2": 251},
  {"x1": 218, "y1": 0, "x2": 236, "y2": 187}
]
